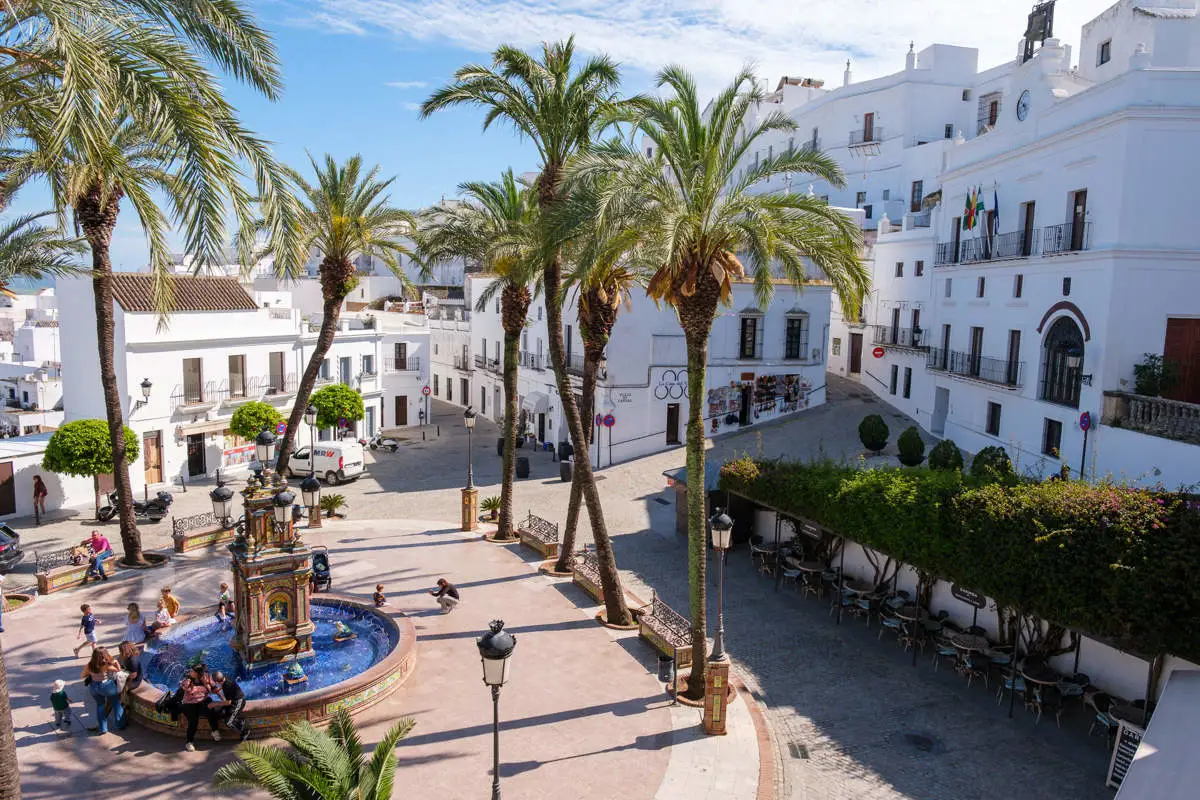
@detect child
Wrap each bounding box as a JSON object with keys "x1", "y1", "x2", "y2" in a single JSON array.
[
  {"x1": 215, "y1": 582, "x2": 234, "y2": 623},
  {"x1": 146, "y1": 599, "x2": 174, "y2": 637},
  {"x1": 373, "y1": 584, "x2": 387, "y2": 607},
  {"x1": 73, "y1": 604, "x2": 100, "y2": 657},
  {"x1": 50, "y1": 679, "x2": 71, "y2": 730}
]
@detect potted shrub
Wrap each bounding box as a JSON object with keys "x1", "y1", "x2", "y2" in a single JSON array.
[
  {"x1": 858, "y1": 414, "x2": 889, "y2": 453},
  {"x1": 896, "y1": 426, "x2": 926, "y2": 467},
  {"x1": 971, "y1": 446, "x2": 1013, "y2": 479},
  {"x1": 480, "y1": 495, "x2": 501, "y2": 522},
  {"x1": 928, "y1": 439, "x2": 964, "y2": 471},
  {"x1": 319, "y1": 493, "x2": 349, "y2": 519}
]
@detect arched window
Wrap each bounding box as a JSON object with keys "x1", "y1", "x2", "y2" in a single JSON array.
[{"x1": 1040, "y1": 317, "x2": 1084, "y2": 407}]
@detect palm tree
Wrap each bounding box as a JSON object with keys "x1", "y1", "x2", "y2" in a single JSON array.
[
  {"x1": 422, "y1": 39, "x2": 635, "y2": 626},
  {"x1": 0, "y1": 210, "x2": 84, "y2": 290},
  {"x1": 213, "y1": 708, "x2": 415, "y2": 800},
  {"x1": 562, "y1": 67, "x2": 868, "y2": 695},
  {"x1": 420, "y1": 170, "x2": 539, "y2": 540},
  {"x1": 269, "y1": 155, "x2": 416, "y2": 475}
]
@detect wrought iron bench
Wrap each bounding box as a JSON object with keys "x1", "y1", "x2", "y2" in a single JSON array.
[
  {"x1": 570, "y1": 548, "x2": 647, "y2": 614},
  {"x1": 35, "y1": 545, "x2": 116, "y2": 595},
  {"x1": 171, "y1": 512, "x2": 235, "y2": 553},
  {"x1": 517, "y1": 511, "x2": 560, "y2": 559},
  {"x1": 638, "y1": 591, "x2": 693, "y2": 669}
]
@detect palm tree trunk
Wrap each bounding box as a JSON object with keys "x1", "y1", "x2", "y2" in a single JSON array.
[
  {"x1": 0, "y1": 639, "x2": 18, "y2": 800},
  {"x1": 79, "y1": 185, "x2": 143, "y2": 565},
  {"x1": 497, "y1": 331, "x2": 520, "y2": 539},
  {"x1": 683, "y1": 329, "x2": 711, "y2": 698},
  {"x1": 555, "y1": 349, "x2": 597, "y2": 572},
  {"x1": 278, "y1": 266, "x2": 347, "y2": 474}
]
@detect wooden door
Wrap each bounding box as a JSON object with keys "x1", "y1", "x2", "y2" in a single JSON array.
[
  {"x1": 1021, "y1": 202, "x2": 1036, "y2": 256},
  {"x1": 863, "y1": 113, "x2": 874, "y2": 141},
  {"x1": 143, "y1": 431, "x2": 163, "y2": 485},
  {"x1": 1164, "y1": 318, "x2": 1200, "y2": 403},
  {"x1": 395, "y1": 396, "x2": 408, "y2": 426},
  {"x1": 666, "y1": 403, "x2": 680, "y2": 444},
  {"x1": 849, "y1": 333, "x2": 863, "y2": 374},
  {"x1": 1070, "y1": 190, "x2": 1087, "y2": 251},
  {"x1": 0, "y1": 462, "x2": 13, "y2": 516}
]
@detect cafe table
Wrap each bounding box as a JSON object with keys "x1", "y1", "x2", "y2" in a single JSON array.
[{"x1": 949, "y1": 633, "x2": 990, "y2": 652}]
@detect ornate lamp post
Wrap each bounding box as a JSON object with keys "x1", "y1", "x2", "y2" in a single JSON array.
[
  {"x1": 461, "y1": 405, "x2": 478, "y2": 532},
  {"x1": 209, "y1": 483, "x2": 235, "y2": 529},
  {"x1": 703, "y1": 509, "x2": 734, "y2": 736},
  {"x1": 272, "y1": 487, "x2": 296, "y2": 533},
  {"x1": 477, "y1": 620, "x2": 516, "y2": 800},
  {"x1": 300, "y1": 473, "x2": 322, "y2": 529},
  {"x1": 255, "y1": 428, "x2": 277, "y2": 467}
]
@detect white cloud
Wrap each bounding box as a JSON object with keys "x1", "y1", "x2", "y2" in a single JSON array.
[
  {"x1": 386, "y1": 80, "x2": 428, "y2": 89},
  {"x1": 401, "y1": 101, "x2": 422, "y2": 111},
  {"x1": 284, "y1": 0, "x2": 1115, "y2": 94}
]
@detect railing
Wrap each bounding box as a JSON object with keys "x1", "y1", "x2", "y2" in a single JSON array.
[
  {"x1": 519, "y1": 351, "x2": 545, "y2": 371},
  {"x1": 935, "y1": 229, "x2": 1042, "y2": 266},
  {"x1": 453, "y1": 354, "x2": 470, "y2": 370},
  {"x1": 384, "y1": 357, "x2": 421, "y2": 372},
  {"x1": 260, "y1": 374, "x2": 298, "y2": 396},
  {"x1": 1043, "y1": 222, "x2": 1092, "y2": 255},
  {"x1": 171, "y1": 382, "x2": 222, "y2": 411},
  {"x1": 567, "y1": 353, "x2": 586, "y2": 377},
  {"x1": 934, "y1": 241, "x2": 958, "y2": 266},
  {"x1": 1103, "y1": 392, "x2": 1200, "y2": 445},
  {"x1": 643, "y1": 591, "x2": 692, "y2": 649},
  {"x1": 849, "y1": 127, "x2": 884, "y2": 146},
  {"x1": 872, "y1": 325, "x2": 927, "y2": 350},
  {"x1": 1039, "y1": 365, "x2": 1082, "y2": 408},
  {"x1": 573, "y1": 548, "x2": 601, "y2": 586},
  {"x1": 267, "y1": 308, "x2": 292, "y2": 321},
  {"x1": 908, "y1": 210, "x2": 931, "y2": 228},
  {"x1": 519, "y1": 512, "x2": 560, "y2": 546},
  {"x1": 475, "y1": 354, "x2": 501, "y2": 373},
  {"x1": 926, "y1": 348, "x2": 1023, "y2": 387}
]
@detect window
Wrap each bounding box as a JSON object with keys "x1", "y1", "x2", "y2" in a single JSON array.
[
  {"x1": 910, "y1": 180, "x2": 924, "y2": 213},
  {"x1": 944, "y1": 278, "x2": 952, "y2": 298},
  {"x1": 911, "y1": 308, "x2": 921, "y2": 341},
  {"x1": 228, "y1": 355, "x2": 246, "y2": 398},
  {"x1": 788, "y1": 137, "x2": 795, "y2": 153},
  {"x1": 895, "y1": 262, "x2": 904, "y2": 278},
  {"x1": 445, "y1": 376, "x2": 452, "y2": 402},
  {"x1": 969, "y1": 327, "x2": 984, "y2": 377},
  {"x1": 537, "y1": 306, "x2": 542, "y2": 321},
  {"x1": 362, "y1": 355, "x2": 375, "y2": 376},
  {"x1": 1098, "y1": 39, "x2": 1111, "y2": 66},
  {"x1": 481, "y1": 386, "x2": 487, "y2": 414},
  {"x1": 915, "y1": 260, "x2": 925, "y2": 277},
  {"x1": 646, "y1": 145, "x2": 653, "y2": 157},
  {"x1": 21, "y1": 390, "x2": 28, "y2": 403},
  {"x1": 565, "y1": 325, "x2": 572, "y2": 362},
  {"x1": 811, "y1": 127, "x2": 819, "y2": 149},
  {"x1": 320, "y1": 358, "x2": 331, "y2": 379},
  {"x1": 739, "y1": 316, "x2": 761, "y2": 359},
  {"x1": 986, "y1": 402, "x2": 1002, "y2": 436},
  {"x1": 1042, "y1": 418, "x2": 1063, "y2": 457},
  {"x1": 863, "y1": 204, "x2": 873, "y2": 219},
  {"x1": 1040, "y1": 317, "x2": 1085, "y2": 408},
  {"x1": 1014, "y1": 274, "x2": 1024, "y2": 298},
  {"x1": 962, "y1": 89, "x2": 971, "y2": 101},
  {"x1": 394, "y1": 342, "x2": 407, "y2": 366},
  {"x1": 481, "y1": 338, "x2": 486, "y2": 362},
  {"x1": 495, "y1": 298, "x2": 500, "y2": 314},
  {"x1": 902, "y1": 367, "x2": 912, "y2": 399},
  {"x1": 855, "y1": 191, "x2": 866, "y2": 208},
  {"x1": 831, "y1": 337, "x2": 842, "y2": 356},
  {"x1": 522, "y1": 332, "x2": 528, "y2": 351},
  {"x1": 494, "y1": 341, "x2": 500, "y2": 364},
  {"x1": 339, "y1": 356, "x2": 352, "y2": 385},
  {"x1": 433, "y1": 374, "x2": 439, "y2": 396},
  {"x1": 785, "y1": 316, "x2": 808, "y2": 359},
  {"x1": 365, "y1": 406, "x2": 376, "y2": 437},
  {"x1": 270, "y1": 351, "x2": 286, "y2": 393},
  {"x1": 882, "y1": 189, "x2": 891, "y2": 201},
  {"x1": 944, "y1": 123, "x2": 954, "y2": 138},
  {"x1": 977, "y1": 276, "x2": 986, "y2": 298},
  {"x1": 433, "y1": 343, "x2": 439, "y2": 356},
  {"x1": 889, "y1": 365, "x2": 898, "y2": 395},
  {"x1": 1062, "y1": 277, "x2": 1072, "y2": 296},
  {"x1": 891, "y1": 307, "x2": 902, "y2": 341},
  {"x1": 182, "y1": 357, "x2": 203, "y2": 403}
]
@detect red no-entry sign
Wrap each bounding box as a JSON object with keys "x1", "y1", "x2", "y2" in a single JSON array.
[
  {"x1": 422, "y1": 385, "x2": 431, "y2": 396},
  {"x1": 872, "y1": 347, "x2": 885, "y2": 359}
]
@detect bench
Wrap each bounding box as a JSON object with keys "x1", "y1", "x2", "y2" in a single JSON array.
[
  {"x1": 35, "y1": 546, "x2": 116, "y2": 595},
  {"x1": 517, "y1": 511, "x2": 560, "y2": 559},
  {"x1": 570, "y1": 547, "x2": 647, "y2": 616},
  {"x1": 638, "y1": 591, "x2": 694, "y2": 670},
  {"x1": 172, "y1": 512, "x2": 235, "y2": 553}
]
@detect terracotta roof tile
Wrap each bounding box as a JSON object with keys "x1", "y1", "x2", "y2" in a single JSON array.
[{"x1": 110, "y1": 274, "x2": 258, "y2": 313}]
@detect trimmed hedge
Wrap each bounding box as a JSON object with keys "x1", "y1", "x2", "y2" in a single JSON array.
[
  {"x1": 719, "y1": 458, "x2": 1200, "y2": 660},
  {"x1": 897, "y1": 426, "x2": 925, "y2": 467},
  {"x1": 858, "y1": 414, "x2": 889, "y2": 453},
  {"x1": 928, "y1": 439, "x2": 964, "y2": 471}
]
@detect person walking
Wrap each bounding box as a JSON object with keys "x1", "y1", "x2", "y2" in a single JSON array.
[
  {"x1": 73, "y1": 603, "x2": 101, "y2": 657},
  {"x1": 208, "y1": 670, "x2": 250, "y2": 742},
  {"x1": 50, "y1": 679, "x2": 73, "y2": 731},
  {"x1": 81, "y1": 647, "x2": 125, "y2": 734},
  {"x1": 32, "y1": 475, "x2": 48, "y2": 525},
  {"x1": 178, "y1": 664, "x2": 220, "y2": 751},
  {"x1": 430, "y1": 578, "x2": 460, "y2": 614},
  {"x1": 82, "y1": 531, "x2": 111, "y2": 583}
]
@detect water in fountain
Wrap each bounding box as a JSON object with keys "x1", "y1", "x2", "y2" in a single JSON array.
[{"x1": 143, "y1": 601, "x2": 399, "y2": 699}]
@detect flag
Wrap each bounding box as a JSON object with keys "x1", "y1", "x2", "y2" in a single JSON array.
[
  {"x1": 993, "y1": 188, "x2": 1000, "y2": 234},
  {"x1": 975, "y1": 186, "x2": 985, "y2": 230},
  {"x1": 963, "y1": 189, "x2": 973, "y2": 230}
]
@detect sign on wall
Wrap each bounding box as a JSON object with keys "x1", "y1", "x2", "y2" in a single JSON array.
[{"x1": 951, "y1": 584, "x2": 987, "y2": 609}]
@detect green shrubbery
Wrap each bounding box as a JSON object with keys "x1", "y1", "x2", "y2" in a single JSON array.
[
  {"x1": 971, "y1": 446, "x2": 1013, "y2": 478},
  {"x1": 858, "y1": 414, "x2": 889, "y2": 453},
  {"x1": 719, "y1": 456, "x2": 1200, "y2": 660},
  {"x1": 229, "y1": 401, "x2": 284, "y2": 440},
  {"x1": 928, "y1": 439, "x2": 964, "y2": 471},
  {"x1": 896, "y1": 426, "x2": 925, "y2": 467},
  {"x1": 43, "y1": 419, "x2": 139, "y2": 477}
]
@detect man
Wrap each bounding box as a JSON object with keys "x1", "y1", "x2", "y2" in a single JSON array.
[
  {"x1": 82, "y1": 531, "x2": 111, "y2": 583},
  {"x1": 207, "y1": 670, "x2": 250, "y2": 742},
  {"x1": 430, "y1": 578, "x2": 460, "y2": 614},
  {"x1": 161, "y1": 586, "x2": 181, "y2": 619}
]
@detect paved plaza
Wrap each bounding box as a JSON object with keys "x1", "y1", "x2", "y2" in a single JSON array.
[{"x1": 4, "y1": 378, "x2": 1114, "y2": 799}]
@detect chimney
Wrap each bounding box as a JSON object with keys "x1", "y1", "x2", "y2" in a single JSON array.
[
  {"x1": 843, "y1": 60, "x2": 852, "y2": 87},
  {"x1": 905, "y1": 41, "x2": 916, "y2": 71}
]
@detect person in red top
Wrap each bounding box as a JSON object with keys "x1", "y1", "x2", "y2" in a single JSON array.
[
  {"x1": 178, "y1": 664, "x2": 220, "y2": 751},
  {"x1": 32, "y1": 475, "x2": 48, "y2": 524},
  {"x1": 83, "y1": 530, "x2": 111, "y2": 583}
]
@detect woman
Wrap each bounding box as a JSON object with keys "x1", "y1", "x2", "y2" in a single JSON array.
[
  {"x1": 178, "y1": 664, "x2": 220, "y2": 752},
  {"x1": 117, "y1": 641, "x2": 142, "y2": 701},
  {"x1": 122, "y1": 603, "x2": 149, "y2": 643},
  {"x1": 81, "y1": 647, "x2": 125, "y2": 734},
  {"x1": 32, "y1": 475, "x2": 48, "y2": 524}
]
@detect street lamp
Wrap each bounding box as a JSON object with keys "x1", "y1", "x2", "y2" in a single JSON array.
[
  {"x1": 477, "y1": 620, "x2": 516, "y2": 800},
  {"x1": 300, "y1": 472, "x2": 321, "y2": 527},
  {"x1": 133, "y1": 378, "x2": 153, "y2": 411},
  {"x1": 304, "y1": 405, "x2": 317, "y2": 451},
  {"x1": 209, "y1": 484, "x2": 235, "y2": 529},
  {"x1": 255, "y1": 428, "x2": 277, "y2": 467},
  {"x1": 464, "y1": 405, "x2": 477, "y2": 490},
  {"x1": 709, "y1": 509, "x2": 733, "y2": 662},
  {"x1": 272, "y1": 486, "x2": 295, "y2": 532}
]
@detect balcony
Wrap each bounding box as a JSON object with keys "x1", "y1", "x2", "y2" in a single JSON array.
[
  {"x1": 171, "y1": 383, "x2": 222, "y2": 412},
  {"x1": 453, "y1": 354, "x2": 470, "y2": 371},
  {"x1": 1102, "y1": 392, "x2": 1200, "y2": 445},
  {"x1": 260, "y1": 374, "x2": 298, "y2": 399},
  {"x1": 567, "y1": 353, "x2": 586, "y2": 378},
  {"x1": 927, "y1": 348, "x2": 1023, "y2": 388},
  {"x1": 849, "y1": 127, "x2": 884, "y2": 146},
  {"x1": 475, "y1": 354, "x2": 501, "y2": 373},
  {"x1": 1042, "y1": 222, "x2": 1092, "y2": 256},
  {"x1": 872, "y1": 325, "x2": 928, "y2": 351},
  {"x1": 935, "y1": 222, "x2": 1091, "y2": 267},
  {"x1": 519, "y1": 351, "x2": 545, "y2": 371},
  {"x1": 385, "y1": 357, "x2": 421, "y2": 373}
]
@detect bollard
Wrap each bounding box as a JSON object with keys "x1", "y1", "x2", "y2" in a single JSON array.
[
  {"x1": 437, "y1": 425, "x2": 440, "y2": 437},
  {"x1": 423, "y1": 431, "x2": 426, "y2": 442}
]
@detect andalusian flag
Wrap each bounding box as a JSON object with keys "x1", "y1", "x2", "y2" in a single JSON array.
[{"x1": 975, "y1": 186, "x2": 985, "y2": 228}]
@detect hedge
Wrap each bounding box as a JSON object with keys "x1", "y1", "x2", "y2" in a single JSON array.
[
  {"x1": 719, "y1": 458, "x2": 1200, "y2": 661},
  {"x1": 43, "y1": 419, "x2": 139, "y2": 477}
]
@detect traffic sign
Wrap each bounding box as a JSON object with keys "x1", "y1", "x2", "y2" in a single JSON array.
[
  {"x1": 275, "y1": 422, "x2": 286, "y2": 435},
  {"x1": 603, "y1": 414, "x2": 615, "y2": 428},
  {"x1": 338, "y1": 417, "x2": 347, "y2": 428},
  {"x1": 1079, "y1": 411, "x2": 1092, "y2": 432},
  {"x1": 595, "y1": 414, "x2": 603, "y2": 426},
  {"x1": 422, "y1": 385, "x2": 431, "y2": 396},
  {"x1": 872, "y1": 346, "x2": 885, "y2": 359}
]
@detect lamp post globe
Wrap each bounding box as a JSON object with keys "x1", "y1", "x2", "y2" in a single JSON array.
[
  {"x1": 464, "y1": 405, "x2": 477, "y2": 430},
  {"x1": 272, "y1": 487, "x2": 295, "y2": 527},
  {"x1": 140, "y1": 378, "x2": 153, "y2": 401},
  {"x1": 299, "y1": 473, "x2": 321, "y2": 510},
  {"x1": 304, "y1": 405, "x2": 317, "y2": 428},
  {"x1": 708, "y1": 509, "x2": 734, "y2": 662},
  {"x1": 209, "y1": 484, "x2": 235, "y2": 527},
  {"x1": 255, "y1": 428, "x2": 278, "y2": 467},
  {"x1": 477, "y1": 620, "x2": 516, "y2": 800}
]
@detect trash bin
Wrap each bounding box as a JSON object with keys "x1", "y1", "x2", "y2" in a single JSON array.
[
  {"x1": 558, "y1": 441, "x2": 574, "y2": 461},
  {"x1": 657, "y1": 654, "x2": 675, "y2": 683},
  {"x1": 516, "y1": 456, "x2": 530, "y2": 479},
  {"x1": 559, "y1": 457, "x2": 573, "y2": 483}
]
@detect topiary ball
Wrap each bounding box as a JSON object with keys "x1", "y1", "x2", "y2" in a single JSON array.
[
  {"x1": 897, "y1": 426, "x2": 926, "y2": 467},
  {"x1": 928, "y1": 439, "x2": 964, "y2": 471},
  {"x1": 971, "y1": 446, "x2": 1013, "y2": 478},
  {"x1": 858, "y1": 414, "x2": 889, "y2": 453}
]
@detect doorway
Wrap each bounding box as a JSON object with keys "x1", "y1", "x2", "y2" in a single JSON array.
[
  {"x1": 0, "y1": 462, "x2": 13, "y2": 516},
  {"x1": 932, "y1": 387, "x2": 950, "y2": 436},
  {"x1": 1021, "y1": 201, "x2": 1036, "y2": 256},
  {"x1": 461, "y1": 378, "x2": 469, "y2": 406},
  {"x1": 849, "y1": 333, "x2": 864, "y2": 374},
  {"x1": 1164, "y1": 317, "x2": 1200, "y2": 403},
  {"x1": 395, "y1": 396, "x2": 408, "y2": 426},
  {"x1": 666, "y1": 403, "x2": 681, "y2": 445},
  {"x1": 537, "y1": 413, "x2": 546, "y2": 443},
  {"x1": 143, "y1": 431, "x2": 163, "y2": 485},
  {"x1": 739, "y1": 385, "x2": 752, "y2": 426},
  {"x1": 186, "y1": 433, "x2": 206, "y2": 477},
  {"x1": 1070, "y1": 189, "x2": 1087, "y2": 251}
]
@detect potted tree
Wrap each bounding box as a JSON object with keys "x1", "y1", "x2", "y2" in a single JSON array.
[{"x1": 480, "y1": 496, "x2": 501, "y2": 522}]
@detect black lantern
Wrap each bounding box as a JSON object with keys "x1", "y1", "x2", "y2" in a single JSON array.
[
  {"x1": 272, "y1": 487, "x2": 295, "y2": 527},
  {"x1": 255, "y1": 428, "x2": 277, "y2": 466},
  {"x1": 304, "y1": 405, "x2": 317, "y2": 428},
  {"x1": 710, "y1": 510, "x2": 733, "y2": 550},
  {"x1": 477, "y1": 619, "x2": 516, "y2": 686},
  {"x1": 140, "y1": 378, "x2": 153, "y2": 401},
  {"x1": 210, "y1": 484, "x2": 235, "y2": 528},
  {"x1": 708, "y1": 508, "x2": 733, "y2": 662},
  {"x1": 464, "y1": 405, "x2": 477, "y2": 430},
  {"x1": 299, "y1": 473, "x2": 321, "y2": 510}
]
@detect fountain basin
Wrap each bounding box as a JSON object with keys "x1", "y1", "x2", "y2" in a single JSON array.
[{"x1": 127, "y1": 594, "x2": 416, "y2": 738}]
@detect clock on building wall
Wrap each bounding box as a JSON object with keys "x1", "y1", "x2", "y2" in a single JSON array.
[{"x1": 1016, "y1": 90, "x2": 1031, "y2": 121}]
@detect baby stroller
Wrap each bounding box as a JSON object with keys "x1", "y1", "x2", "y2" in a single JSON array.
[{"x1": 311, "y1": 546, "x2": 331, "y2": 592}]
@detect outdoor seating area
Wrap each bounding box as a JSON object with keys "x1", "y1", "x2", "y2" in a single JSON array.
[{"x1": 34, "y1": 546, "x2": 116, "y2": 594}]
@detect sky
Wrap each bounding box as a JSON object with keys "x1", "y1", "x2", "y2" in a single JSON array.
[{"x1": 8, "y1": 0, "x2": 1117, "y2": 274}]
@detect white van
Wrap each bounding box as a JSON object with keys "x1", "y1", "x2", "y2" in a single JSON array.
[{"x1": 287, "y1": 440, "x2": 365, "y2": 485}]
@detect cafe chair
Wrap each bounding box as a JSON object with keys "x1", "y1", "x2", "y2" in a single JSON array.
[
  {"x1": 800, "y1": 571, "x2": 823, "y2": 600},
  {"x1": 1087, "y1": 692, "x2": 1118, "y2": 739},
  {"x1": 878, "y1": 606, "x2": 905, "y2": 643},
  {"x1": 1035, "y1": 686, "x2": 1065, "y2": 727},
  {"x1": 930, "y1": 631, "x2": 959, "y2": 671},
  {"x1": 962, "y1": 652, "x2": 990, "y2": 689},
  {"x1": 996, "y1": 672, "x2": 1026, "y2": 706}
]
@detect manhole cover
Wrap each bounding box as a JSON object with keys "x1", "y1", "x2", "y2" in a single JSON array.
[{"x1": 902, "y1": 733, "x2": 940, "y2": 753}]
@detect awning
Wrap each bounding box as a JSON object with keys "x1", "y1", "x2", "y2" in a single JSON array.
[
  {"x1": 523, "y1": 391, "x2": 550, "y2": 415},
  {"x1": 176, "y1": 419, "x2": 230, "y2": 436}
]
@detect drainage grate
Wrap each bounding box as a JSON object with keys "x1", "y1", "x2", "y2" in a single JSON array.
[
  {"x1": 787, "y1": 742, "x2": 810, "y2": 759},
  {"x1": 653, "y1": 498, "x2": 670, "y2": 506}
]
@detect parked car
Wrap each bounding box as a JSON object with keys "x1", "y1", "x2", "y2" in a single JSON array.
[
  {"x1": 287, "y1": 439, "x2": 365, "y2": 485},
  {"x1": 0, "y1": 523, "x2": 25, "y2": 573}
]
